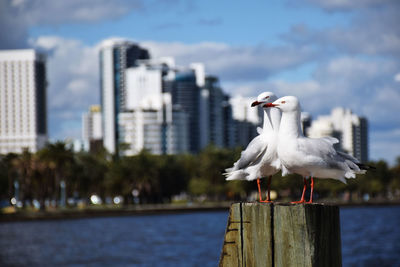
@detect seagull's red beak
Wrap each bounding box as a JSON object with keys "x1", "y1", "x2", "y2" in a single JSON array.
[
  {"x1": 263, "y1": 103, "x2": 277, "y2": 108},
  {"x1": 251, "y1": 101, "x2": 262, "y2": 107}
]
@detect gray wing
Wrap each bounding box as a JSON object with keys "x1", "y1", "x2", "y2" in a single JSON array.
[
  {"x1": 226, "y1": 135, "x2": 268, "y2": 172},
  {"x1": 336, "y1": 151, "x2": 359, "y2": 163},
  {"x1": 297, "y1": 137, "x2": 338, "y2": 161},
  {"x1": 321, "y1": 136, "x2": 339, "y2": 145},
  {"x1": 335, "y1": 151, "x2": 364, "y2": 174},
  {"x1": 298, "y1": 137, "x2": 362, "y2": 172}
]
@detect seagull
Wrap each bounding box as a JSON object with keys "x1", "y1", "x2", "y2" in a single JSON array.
[
  {"x1": 224, "y1": 92, "x2": 281, "y2": 202},
  {"x1": 265, "y1": 96, "x2": 368, "y2": 203}
]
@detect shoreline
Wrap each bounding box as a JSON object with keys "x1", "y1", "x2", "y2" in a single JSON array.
[
  {"x1": 0, "y1": 203, "x2": 232, "y2": 223},
  {"x1": 1, "y1": 200, "x2": 399, "y2": 223}
]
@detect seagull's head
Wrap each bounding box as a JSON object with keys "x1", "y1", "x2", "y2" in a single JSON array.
[
  {"x1": 251, "y1": 92, "x2": 278, "y2": 107},
  {"x1": 264, "y1": 96, "x2": 300, "y2": 112}
]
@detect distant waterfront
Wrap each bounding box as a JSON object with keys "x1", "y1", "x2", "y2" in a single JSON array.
[
  {"x1": 1, "y1": 205, "x2": 400, "y2": 266},
  {"x1": 2, "y1": 201, "x2": 400, "y2": 222}
]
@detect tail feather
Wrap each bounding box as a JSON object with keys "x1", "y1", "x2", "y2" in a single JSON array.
[
  {"x1": 225, "y1": 167, "x2": 234, "y2": 173},
  {"x1": 342, "y1": 159, "x2": 366, "y2": 182},
  {"x1": 356, "y1": 163, "x2": 376, "y2": 170},
  {"x1": 224, "y1": 170, "x2": 247, "y2": 181}
]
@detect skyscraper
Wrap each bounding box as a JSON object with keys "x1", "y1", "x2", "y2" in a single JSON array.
[
  {"x1": 0, "y1": 49, "x2": 47, "y2": 154},
  {"x1": 119, "y1": 93, "x2": 188, "y2": 155},
  {"x1": 353, "y1": 117, "x2": 368, "y2": 163},
  {"x1": 82, "y1": 105, "x2": 103, "y2": 152},
  {"x1": 169, "y1": 69, "x2": 201, "y2": 153},
  {"x1": 99, "y1": 38, "x2": 150, "y2": 154},
  {"x1": 222, "y1": 94, "x2": 235, "y2": 148},
  {"x1": 199, "y1": 76, "x2": 227, "y2": 148},
  {"x1": 125, "y1": 57, "x2": 175, "y2": 110},
  {"x1": 119, "y1": 58, "x2": 188, "y2": 155},
  {"x1": 307, "y1": 107, "x2": 368, "y2": 162}
]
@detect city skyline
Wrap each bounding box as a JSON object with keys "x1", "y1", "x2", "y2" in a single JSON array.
[{"x1": 0, "y1": 0, "x2": 399, "y2": 164}]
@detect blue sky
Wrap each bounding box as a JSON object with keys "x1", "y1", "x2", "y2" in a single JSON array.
[
  {"x1": 1, "y1": 0, "x2": 399, "y2": 164},
  {"x1": 28, "y1": 1, "x2": 349, "y2": 46}
]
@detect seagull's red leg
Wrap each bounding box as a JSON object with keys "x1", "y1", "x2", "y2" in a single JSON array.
[
  {"x1": 257, "y1": 178, "x2": 263, "y2": 202},
  {"x1": 266, "y1": 176, "x2": 272, "y2": 202},
  {"x1": 291, "y1": 177, "x2": 307, "y2": 204},
  {"x1": 257, "y1": 177, "x2": 273, "y2": 203},
  {"x1": 306, "y1": 177, "x2": 314, "y2": 204}
]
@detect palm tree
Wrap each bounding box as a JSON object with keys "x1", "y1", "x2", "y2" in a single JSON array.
[
  {"x1": 11, "y1": 150, "x2": 35, "y2": 207},
  {"x1": 0, "y1": 153, "x2": 19, "y2": 202},
  {"x1": 38, "y1": 142, "x2": 74, "y2": 207},
  {"x1": 73, "y1": 151, "x2": 108, "y2": 200}
]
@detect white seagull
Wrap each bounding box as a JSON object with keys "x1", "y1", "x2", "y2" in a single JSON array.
[
  {"x1": 224, "y1": 92, "x2": 281, "y2": 202},
  {"x1": 265, "y1": 96, "x2": 369, "y2": 203}
]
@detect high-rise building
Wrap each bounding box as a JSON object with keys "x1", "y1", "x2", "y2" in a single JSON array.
[
  {"x1": 125, "y1": 57, "x2": 176, "y2": 110},
  {"x1": 307, "y1": 107, "x2": 368, "y2": 162},
  {"x1": 119, "y1": 93, "x2": 188, "y2": 155},
  {"x1": 169, "y1": 68, "x2": 201, "y2": 153},
  {"x1": 82, "y1": 105, "x2": 103, "y2": 152},
  {"x1": 229, "y1": 96, "x2": 262, "y2": 148},
  {"x1": 199, "y1": 86, "x2": 210, "y2": 149},
  {"x1": 353, "y1": 117, "x2": 368, "y2": 163},
  {"x1": 0, "y1": 49, "x2": 47, "y2": 154},
  {"x1": 199, "y1": 76, "x2": 227, "y2": 148},
  {"x1": 119, "y1": 59, "x2": 188, "y2": 155},
  {"x1": 222, "y1": 95, "x2": 235, "y2": 148},
  {"x1": 99, "y1": 38, "x2": 150, "y2": 154}
]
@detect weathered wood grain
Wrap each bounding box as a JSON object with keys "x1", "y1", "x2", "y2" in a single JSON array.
[
  {"x1": 219, "y1": 203, "x2": 342, "y2": 267},
  {"x1": 274, "y1": 204, "x2": 341, "y2": 267},
  {"x1": 241, "y1": 202, "x2": 273, "y2": 267},
  {"x1": 219, "y1": 203, "x2": 242, "y2": 267}
]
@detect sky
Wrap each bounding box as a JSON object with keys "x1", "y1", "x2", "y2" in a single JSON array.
[{"x1": 1, "y1": 0, "x2": 399, "y2": 164}]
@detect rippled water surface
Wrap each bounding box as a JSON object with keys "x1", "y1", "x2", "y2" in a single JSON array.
[
  {"x1": 1, "y1": 206, "x2": 399, "y2": 266},
  {"x1": 340, "y1": 206, "x2": 400, "y2": 267}
]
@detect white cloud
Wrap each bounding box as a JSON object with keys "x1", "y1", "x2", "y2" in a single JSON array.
[
  {"x1": 284, "y1": 1, "x2": 400, "y2": 58},
  {"x1": 300, "y1": 0, "x2": 398, "y2": 12},
  {"x1": 10, "y1": 0, "x2": 142, "y2": 25},
  {"x1": 0, "y1": 0, "x2": 143, "y2": 49},
  {"x1": 226, "y1": 56, "x2": 399, "y2": 114},
  {"x1": 31, "y1": 36, "x2": 99, "y2": 140},
  {"x1": 394, "y1": 73, "x2": 400, "y2": 82},
  {"x1": 142, "y1": 41, "x2": 317, "y2": 81}
]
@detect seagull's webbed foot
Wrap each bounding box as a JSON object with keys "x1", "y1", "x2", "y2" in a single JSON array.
[
  {"x1": 259, "y1": 199, "x2": 273, "y2": 203},
  {"x1": 291, "y1": 199, "x2": 305, "y2": 204}
]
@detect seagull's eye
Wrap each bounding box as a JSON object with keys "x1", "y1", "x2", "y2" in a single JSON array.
[
  {"x1": 281, "y1": 101, "x2": 286, "y2": 104},
  {"x1": 264, "y1": 96, "x2": 269, "y2": 100}
]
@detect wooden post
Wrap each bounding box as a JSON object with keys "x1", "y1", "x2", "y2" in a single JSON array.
[{"x1": 219, "y1": 203, "x2": 342, "y2": 267}]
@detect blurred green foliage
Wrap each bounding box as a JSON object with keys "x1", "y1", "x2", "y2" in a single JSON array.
[{"x1": 0, "y1": 142, "x2": 399, "y2": 207}]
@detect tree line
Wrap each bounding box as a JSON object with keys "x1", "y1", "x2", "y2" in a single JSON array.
[{"x1": 0, "y1": 142, "x2": 399, "y2": 209}]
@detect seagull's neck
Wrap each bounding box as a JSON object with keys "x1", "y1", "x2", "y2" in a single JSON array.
[
  {"x1": 279, "y1": 110, "x2": 303, "y2": 139},
  {"x1": 262, "y1": 108, "x2": 281, "y2": 134}
]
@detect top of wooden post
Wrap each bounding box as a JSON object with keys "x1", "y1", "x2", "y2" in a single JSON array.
[{"x1": 219, "y1": 202, "x2": 342, "y2": 267}]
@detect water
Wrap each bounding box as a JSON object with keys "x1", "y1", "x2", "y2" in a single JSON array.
[
  {"x1": 340, "y1": 206, "x2": 400, "y2": 267},
  {"x1": 1, "y1": 206, "x2": 399, "y2": 267}
]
